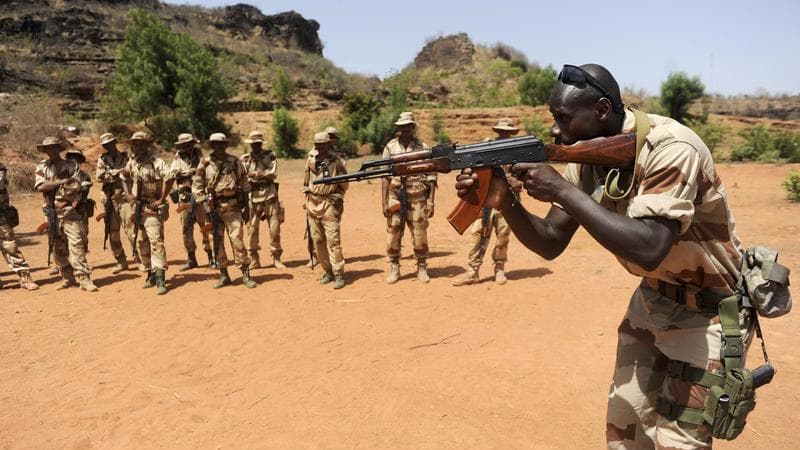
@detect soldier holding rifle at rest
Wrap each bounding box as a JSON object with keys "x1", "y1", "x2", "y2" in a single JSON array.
[{"x1": 95, "y1": 132, "x2": 136, "y2": 274}]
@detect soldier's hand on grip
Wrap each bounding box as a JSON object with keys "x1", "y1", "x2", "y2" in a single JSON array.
[{"x1": 455, "y1": 168, "x2": 509, "y2": 209}]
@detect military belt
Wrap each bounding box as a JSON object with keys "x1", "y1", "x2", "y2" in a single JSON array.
[{"x1": 644, "y1": 278, "x2": 736, "y2": 314}]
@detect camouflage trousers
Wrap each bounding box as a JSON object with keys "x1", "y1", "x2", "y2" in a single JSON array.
[
  {"x1": 136, "y1": 211, "x2": 167, "y2": 271},
  {"x1": 53, "y1": 217, "x2": 91, "y2": 276},
  {"x1": 465, "y1": 209, "x2": 510, "y2": 271},
  {"x1": 213, "y1": 206, "x2": 250, "y2": 269},
  {"x1": 246, "y1": 198, "x2": 282, "y2": 258},
  {"x1": 606, "y1": 281, "x2": 751, "y2": 449},
  {"x1": 309, "y1": 203, "x2": 344, "y2": 275},
  {"x1": 0, "y1": 222, "x2": 32, "y2": 273},
  {"x1": 104, "y1": 197, "x2": 135, "y2": 260},
  {"x1": 178, "y1": 201, "x2": 211, "y2": 254},
  {"x1": 386, "y1": 198, "x2": 429, "y2": 263}
]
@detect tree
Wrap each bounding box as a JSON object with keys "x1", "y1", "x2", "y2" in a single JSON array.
[
  {"x1": 518, "y1": 66, "x2": 557, "y2": 106},
  {"x1": 272, "y1": 68, "x2": 297, "y2": 108},
  {"x1": 659, "y1": 72, "x2": 705, "y2": 124},
  {"x1": 271, "y1": 108, "x2": 301, "y2": 158},
  {"x1": 103, "y1": 9, "x2": 232, "y2": 145}
]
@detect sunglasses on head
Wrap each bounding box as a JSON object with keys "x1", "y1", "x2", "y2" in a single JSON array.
[{"x1": 558, "y1": 64, "x2": 624, "y2": 113}]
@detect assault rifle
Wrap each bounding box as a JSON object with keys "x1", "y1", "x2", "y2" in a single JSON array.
[
  {"x1": 98, "y1": 184, "x2": 114, "y2": 250},
  {"x1": 313, "y1": 133, "x2": 636, "y2": 234},
  {"x1": 131, "y1": 178, "x2": 144, "y2": 251}
]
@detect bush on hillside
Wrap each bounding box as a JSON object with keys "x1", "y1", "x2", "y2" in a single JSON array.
[
  {"x1": 783, "y1": 171, "x2": 800, "y2": 202},
  {"x1": 518, "y1": 66, "x2": 557, "y2": 107},
  {"x1": 659, "y1": 72, "x2": 705, "y2": 124},
  {"x1": 271, "y1": 108, "x2": 302, "y2": 158}
]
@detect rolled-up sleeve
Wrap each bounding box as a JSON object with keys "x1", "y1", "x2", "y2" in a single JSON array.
[{"x1": 627, "y1": 142, "x2": 700, "y2": 234}]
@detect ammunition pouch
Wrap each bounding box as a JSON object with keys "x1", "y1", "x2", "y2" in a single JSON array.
[
  {"x1": 84, "y1": 199, "x2": 96, "y2": 218},
  {"x1": 1, "y1": 205, "x2": 19, "y2": 227},
  {"x1": 157, "y1": 203, "x2": 170, "y2": 222},
  {"x1": 740, "y1": 247, "x2": 791, "y2": 318},
  {"x1": 169, "y1": 190, "x2": 180, "y2": 204}
]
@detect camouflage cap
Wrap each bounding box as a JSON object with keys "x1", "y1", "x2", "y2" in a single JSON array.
[
  {"x1": 174, "y1": 133, "x2": 197, "y2": 146},
  {"x1": 244, "y1": 131, "x2": 265, "y2": 144},
  {"x1": 491, "y1": 118, "x2": 519, "y2": 132},
  {"x1": 99, "y1": 132, "x2": 116, "y2": 145},
  {"x1": 394, "y1": 111, "x2": 417, "y2": 126},
  {"x1": 64, "y1": 147, "x2": 86, "y2": 163},
  {"x1": 208, "y1": 132, "x2": 229, "y2": 143},
  {"x1": 313, "y1": 132, "x2": 331, "y2": 144},
  {"x1": 130, "y1": 131, "x2": 151, "y2": 142},
  {"x1": 36, "y1": 136, "x2": 65, "y2": 151}
]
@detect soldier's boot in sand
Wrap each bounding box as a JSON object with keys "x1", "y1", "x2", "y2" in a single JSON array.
[
  {"x1": 272, "y1": 254, "x2": 286, "y2": 270},
  {"x1": 19, "y1": 271, "x2": 39, "y2": 291},
  {"x1": 453, "y1": 268, "x2": 479, "y2": 286},
  {"x1": 248, "y1": 251, "x2": 261, "y2": 270},
  {"x1": 78, "y1": 274, "x2": 98, "y2": 292},
  {"x1": 143, "y1": 270, "x2": 156, "y2": 289},
  {"x1": 57, "y1": 269, "x2": 77, "y2": 290},
  {"x1": 241, "y1": 265, "x2": 257, "y2": 289},
  {"x1": 333, "y1": 274, "x2": 345, "y2": 290},
  {"x1": 213, "y1": 268, "x2": 232, "y2": 289},
  {"x1": 386, "y1": 261, "x2": 400, "y2": 284},
  {"x1": 319, "y1": 272, "x2": 335, "y2": 285},
  {"x1": 305, "y1": 256, "x2": 317, "y2": 268},
  {"x1": 494, "y1": 263, "x2": 507, "y2": 285},
  {"x1": 206, "y1": 250, "x2": 217, "y2": 269},
  {"x1": 48, "y1": 266, "x2": 60, "y2": 276},
  {"x1": 416, "y1": 261, "x2": 430, "y2": 284},
  {"x1": 180, "y1": 252, "x2": 198, "y2": 272},
  {"x1": 155, "y1": 269, "x2": 167, "y2": 295},
  {"x1": 112, "y1": 252, "x2": 129, "y2": 274}
]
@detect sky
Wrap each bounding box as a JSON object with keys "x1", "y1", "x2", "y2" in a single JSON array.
[{"x1": 165, "y1": 0, "x2": 800, "y2": 96}]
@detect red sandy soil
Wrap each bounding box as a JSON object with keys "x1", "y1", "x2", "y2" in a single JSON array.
[{"x1": 0, "y1": 161, "x2": 798, "y2": 449}]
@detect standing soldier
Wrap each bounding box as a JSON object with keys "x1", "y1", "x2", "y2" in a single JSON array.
[
  {"x1": 382, "y1": 111, "x2": 437, "y2": 284},
  {"x1": 452, "y1": 118, "x2": 523, "y2": 286},
  {"x1": 241, "y1": 131, "x2": 285, "y2": 270},
  {"x1": 64, "y1": 148, "x2": 94, "y2": 254},
  {"x1": 304, "y1": 132, "x2": 347, "y2": 289},
  {"x1": 34, "y1": 137, "x2": 98, "y2": 291},
  {"x1": 169, "y1": 133, "x2": 214, "y2": 271},
  {"x1": 95, "y1": 132, "x2": 134, "y2": 274},
  {"x1": 121, "y1": 131, "x2": 172, "y2": 295},
  {"x1": 194, "y1": 133, "x2": 257, "y2": 289},
  {"x1": 0, "y1": 163, "x2": 39, "y2": 290}
]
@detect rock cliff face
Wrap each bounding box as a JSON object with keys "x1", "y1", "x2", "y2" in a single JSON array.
[{"x1": 413, "y1": 33, "x2": 475, "y2": 70}]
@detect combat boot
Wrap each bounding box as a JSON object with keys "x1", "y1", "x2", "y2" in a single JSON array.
[
  {"x1": 48, "y1": 265, "x2": 60, "y2": 276},
  {"x1": 416, "y1": 262, "x2": 430, "y2": 284},
  {"x1": 180, "y1": 252, "x2": 198, "y2": 271},
  {"x1": 386, "y1": 262, "x2": 400, "y2": 284},
  {"x1": 19, "y1": 271, "x2": 39, "y2": 291},
  {"x1": 333, "y1": 274, "x2": 345, "y2": 289},
  {"x1": 305, "y1": 256, "x2": 317, "y2": 268},
  {"x1": 206, "y1": 250, "x2": 217, "y2": 269},
  {"x1": 452, "y1": 268, "x2": 479, "y2": 286},
  {"x1": 494, "y1": 264, "x2": 507, "y2": 285},
  {"x1": 213, "y1": 268, "x2": 232, "y2": 289},
  {"x1": 248, "y1": 252, "x2": 261, "y2": 270},
  {"x1": 273, "y1": 254, "x2": 286, "y2": 270},
  {"x1": 112, "y1": 252, "x2": 129, "y2": 274},
  {"x1": 78, "y1": 275, "x2": 98, "y2": 292},
  {"x1": 56, "y1": 269, "x2": 77, "y2": 290},
  {"x1": 319, "y1": 272, "x2": 335, "y2": 285},
  {"x1": 143, "y1": 270, "x2": 156, "y2": 289},
  {"x1": 241, "y1": 265, "x2": 257, "y2": 289},
  {"x1": 155, "y1": 268, "x2": 168, "y2": 295}
]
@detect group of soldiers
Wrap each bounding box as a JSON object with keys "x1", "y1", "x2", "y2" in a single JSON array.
[{"x1": 0, "y1": 113, "x2": 523, "y2": 293}]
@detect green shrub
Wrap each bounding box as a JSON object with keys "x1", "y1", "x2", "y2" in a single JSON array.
[
  {"x1": 518, "y1": 66, "x2": 557, "y2": 106},
  {"x1": 659, "y1": 72, "x2": 705, "y2": 124},
  {"x1": 272, "y1": 68, "x2": 296, "y2": 107},
  {"x1": 271, "y1": 108, "x2": 302, "y2": 158},
  {"x1": 522, "y1": 116, "x2": 552, "y2": 143},
  {"x1": 148, "y1": 112, "x2": 191, "y2": 149},
  {"x1": 731, "y1": 125, "x2": 800, "y2": 162},
  {"x1": 783, "y1": 171, "x2": 800, "y2": 202},
  {"x1": 431, "y1": 113, "x2": 451, "y2": 145},
  {"x1": 686, "y1": 119, "x2": 727, "y2": 157},
  {"x1": 341, "y1": 92, "x2": 382, "y2": 133},
  {"x1": 363, "y1": 110, "x2": 398, "y2": 155}
]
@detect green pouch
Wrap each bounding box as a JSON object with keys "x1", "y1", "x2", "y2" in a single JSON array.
[{"x1": 703, "y1": 368, "x2": 756, "y2": 440}]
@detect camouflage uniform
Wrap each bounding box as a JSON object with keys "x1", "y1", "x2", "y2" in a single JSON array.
[
  {"x1": 124, "y1": 153, "x2": 171, "y2": 273},
  {"x1": 35, "y1": 155, "x2": 95, "y2": 289},
  {"x1": 561, "y1": 110, "x2": 748, "y2": 449},
  {"x1": 96, "y1": 147, "x2": 135, "y2": 269},
  {"x1": 241, "y1": 148, "x2": 283, "y2": 267},
  {"x1": 383, "y1": 137, "x2": 437, "y2": 267},
  {"x1": 169, "y1": 147, "x2": 211, "y2": 260},
  {"x1": 304, "y1": 151, "x2": 347, "y2": 277},
  {"x1": 64, "y1": 150, "x2": 93, "y2": 254},
  {"x1": 0, "y1": 163, "x2": 37, "y2": 290},
  {"x1": 193, "y1": 147, "x2": 253, "y2": 278}
]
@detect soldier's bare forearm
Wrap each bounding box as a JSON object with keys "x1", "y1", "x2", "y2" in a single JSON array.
[{"x1": 501, "y1": 196, "x2": 577, "y2": 260}]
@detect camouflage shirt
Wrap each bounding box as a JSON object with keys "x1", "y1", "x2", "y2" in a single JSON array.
[
  {"x1": 124, "y1": 153, "x2": 171, "y2": 202},
  {"x1": 241, "y1": 150, "x2": 278, "y2": 202},
  {"x1": 34, "y1": 157, "x2": 82, "y2": 219},
  {"x1": 193, "y1": 152, "x2": 250, "y2": 203},
  {"x1": 169, "y1": 149, "x2": 202, "y2": 196},
  {"x1": 304, "y1": 152, "x2": 348, "y2": 219},
  {"x1": 561, "y1": 110, "x2": 743, "y2": 296},
  {"x1": 382, "y1": 137, "x2": 437, "y2": 200},
  {"x1": 95, "y1": 151, "x2": 130, "y2": 201}
]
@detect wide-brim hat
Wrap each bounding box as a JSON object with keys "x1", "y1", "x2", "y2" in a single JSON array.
[
  {"x1": 174, "y1": 133, "x2": 198, "y2": 146},
  {"x1": 99, "y1": 132, "x2": 116, "y2": 145},
  {"x1": 208, "y1": 132, "x2": 229, "y2": 144},
  {"x1": 313, "y1": 131, "x2": 331, "y2": 144},
  {"x1": 130, "y1": 131, "x2": 151, "y2": 142},
  {"x1": 36, "y1": 136, "x2": 65, "y2": 151},
  {"x1": 394, "y1": 111, "x2": 417, "y2": 127},
  {"x1": 324, "y1": 126, "x2": 339, "y2": 138},
  {"x1": 244, "y1": 131, "x2": 265, "y2": 144},
  {"x1": 64, "y1": 148, "x2": 86, "y2": 163},
  {"x1": 491, "y1": 118, "x2": 519, "y2": 132}
]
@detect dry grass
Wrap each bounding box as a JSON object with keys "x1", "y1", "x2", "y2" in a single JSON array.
[{"x1": 0, "y1": 94, "x2": 65, "y2": 159}]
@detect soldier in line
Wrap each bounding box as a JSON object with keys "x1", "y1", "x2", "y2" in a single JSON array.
[
  {"x1": 34, "y1": 137, "x2": 98, "y2": 291},
  {"x1": 0, "y1": 163, "x2": 39, "y2": 290},
  {"x1": 64, "y1": 148, "x2": 94, "y2": 254},
  {"x1": 194, "y1": 133, "x2": 257, "y2": 289},
  {"x1": 304, "y1": 132, "x2": 347, "y2": 289},
  {"x1": 241, "y1": 131, "x2": 285, "y2": 270},
  {"x1": 169, "y1": 133, "x2": 214, "y2": 271},
  {"x1": 95, "y1": 132, "x2": 135, "y2": 274},
  {"x1": 382, "y1": 112, "x2": 437, "y2": 284},
  {"x1": 452, "y1": 118, "x2": 523, "y2": 286},
  {"x1": 121, "y1": 131, "x2": 172, "y2": 295}
]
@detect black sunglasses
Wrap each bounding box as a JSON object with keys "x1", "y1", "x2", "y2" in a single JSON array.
[{"x1": 558, "y1": 64, "x2": 624, "y2": 113}]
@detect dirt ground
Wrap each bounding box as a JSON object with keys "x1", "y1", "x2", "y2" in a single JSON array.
[{"x1": 0, "y1": 161, "x2": 798, "y2": 449}]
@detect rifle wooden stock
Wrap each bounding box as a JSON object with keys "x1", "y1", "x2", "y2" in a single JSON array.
[
  {"x1": 95, "y1": 213, "x2": 105, "y2": 222},
  {"x1": 176, "y1": 204, "x2": 190, "y2": 214},
  {"x1": 36, "y1": 222, "x2": 49, "y2": 234}
]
